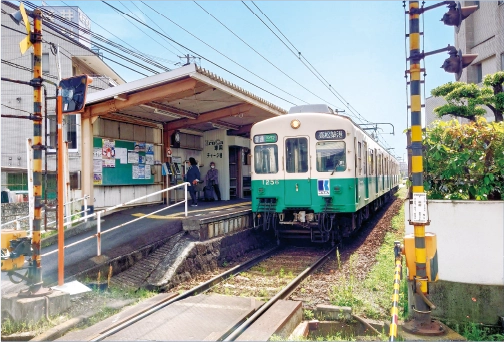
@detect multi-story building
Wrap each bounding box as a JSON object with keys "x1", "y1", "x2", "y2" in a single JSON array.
[
  {"x1": 425, "y1": 1, "x2": 504, "y2": 126},
  {"x1": 1, "y1": 1, "x2": 124, "y2": 198}
]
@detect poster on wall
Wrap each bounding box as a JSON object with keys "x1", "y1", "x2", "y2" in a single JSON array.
[
  {"x1": 145, "y1": 154, "x2": 154, "y2": 165},
  {"x1": 93, "y1": 159, "x2": 102, "y2": 173},
  {"x1": 145, "y1": 165, "x2": 151, "y2": 179},
  {"x1": 132, "y1": 164, "x2": 145, "y2": 179},
  {"x1": 93, "y1": 147, "x2": 102, "y2": 160},
  {"x1": 146, "y1": 143, "x2": 154, "y2": 154},
  {"x1": 93, "y1": 173, "x2": 102, "y2": 185},
  {"x1": 115, "y1": 147, "x2": 128, "y2": 164},
  {"x1": 128, "y1": 150, "x2": 139, "y2": 164},
  {"x1": 134, "y1": 142, "x2": 145, "y2": 152},
  {"x1": 139, "y1": 155, "x2": 145, "y2": 164},
  {"x1": 102, "y1": 139, "x2": 116, "y2": 168}
]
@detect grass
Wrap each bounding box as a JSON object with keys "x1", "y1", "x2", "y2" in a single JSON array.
[
  {"x1": 1, "y1": 284, "x2": 157, "y2": 337},
  {"x1": 328, "y1": 187, "x2": 408, "y2": 321},
  {"x1": 446, "y1": 322, "x2": 504, "y2": 341}
]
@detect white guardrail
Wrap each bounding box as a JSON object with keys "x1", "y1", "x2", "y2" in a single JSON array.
[
  {"x1": 41, "y1": 182, "x2": 190, "y2": 258},
  {"x1": 1, "y1": 195, "x2": 90, "y2": 236}
]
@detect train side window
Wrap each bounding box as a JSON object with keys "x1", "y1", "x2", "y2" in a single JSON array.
[
  {"x1": 316, "y1": 141, "x2": 346, "y2": 172},
  {"x1": 254, "y1": 145, "x2": 278, "y2": 174},
  {"x1": 369, "y1": 149, "x2": 374, "y2": 175},
  {"x1": 363, "y1": 142, "x2": 367, "y2": 175},
  {"x1": 285, "y1": 138, "x2": 308, "y2": 173},
  {"x1": 358, "y1": 142, "x2": 362, "y2": 175}
]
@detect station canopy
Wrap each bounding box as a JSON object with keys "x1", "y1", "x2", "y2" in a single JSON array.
[{"x1": 84, "y1": 64, "x2": 287, "y2": 136}]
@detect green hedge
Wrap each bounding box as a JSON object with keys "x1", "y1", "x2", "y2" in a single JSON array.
[{"x1": 423, "y1": 118, "x2": 504, "y2": 200}]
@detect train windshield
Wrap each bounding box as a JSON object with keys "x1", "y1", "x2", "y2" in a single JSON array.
[
  {"x1": 254, "y1": 145, "x2": 278, "y2": 174},
  {"x1": 316, "y1": 141, "x2": 346, "y2": 172},
  {"x1": 285, "y1": 137, "x2": 309, "y2": 173}
]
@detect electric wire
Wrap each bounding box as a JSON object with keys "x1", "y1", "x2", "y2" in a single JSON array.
[
  {"x1": 250, "y1": 1, "x2": 370, "y2": 124},
  {"x1": 246, "y1": 1, "x2": 368, "y2": 123},
  {"x1": 193, "y1": 1, "x2": 329, "y2": 106},
  {"x1": 128, "y1": 1, "x2": 187, "y2": 57},
  {"x1": 21, "y1": 1, "x2": 169, "y2": 74},
  {"x1": 114, "y1": 1, "x2": 179, "y2": 61},
  {"x1": 59, "y1": 0, "x2": 177, "y2": 67},
  {"x1": 139, "y1": 1, "x2": 301, "y2": 106},
  {"x1": 2, "y1": 104, "x2": 34, "y2": 115},
  {"x1": 102, "y1": 1, "x2": 298, "y2": 106}
]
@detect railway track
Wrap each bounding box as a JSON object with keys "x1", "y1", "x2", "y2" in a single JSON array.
[{"x1": 87, "y1": 246, "x2": 335, "y2": 341}]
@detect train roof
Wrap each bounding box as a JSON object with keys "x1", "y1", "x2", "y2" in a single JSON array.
[{"x1": 252, "y1": 109, "x2": 399, "y2": 163}]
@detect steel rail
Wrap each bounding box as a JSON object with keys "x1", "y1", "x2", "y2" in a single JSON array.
[
  {"x1": 89, "y1": 246, "x2": 280, "y2": 341},
  {"x1": 223, "y1": 246, "x2": 336, "y2": 341}
]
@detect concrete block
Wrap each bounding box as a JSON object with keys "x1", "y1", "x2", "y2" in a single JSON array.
[
  {"x1": 1, "y1": 290, "x2": 70, "y2": 324},
  {"x1": 315, "y1": 304, "x2": 352, "y2": 321},
  {"x1": 236, "y1": 300, "x2": 302, "y2": 341}
]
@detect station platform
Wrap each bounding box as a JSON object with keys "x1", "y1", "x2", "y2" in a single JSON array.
[{"x1": 1, "y1": 199, "x2": 253, "y2": 298}]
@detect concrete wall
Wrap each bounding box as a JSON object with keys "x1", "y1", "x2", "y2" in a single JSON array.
[
  {"x1": 405, "y1": 200, "x2": 504, "y2": 285},
  {"x1": 405, "y1": 200, "x2": 504, "y2": 324}
]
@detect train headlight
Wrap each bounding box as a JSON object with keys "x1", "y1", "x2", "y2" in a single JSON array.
[{"x1": 290, "y1": 119, "x2": 301, "y2": 129}]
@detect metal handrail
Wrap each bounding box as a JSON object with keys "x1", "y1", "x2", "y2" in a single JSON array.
[
  {"x1": 41, "y1": 182, "x2": 190, "y2": 258},
  {"x1": 1, "y1": 195, "x2": 90, "y2": 233}
]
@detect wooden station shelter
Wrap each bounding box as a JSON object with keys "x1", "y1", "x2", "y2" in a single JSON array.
[{"x1": 82, "y1": 63, "x2": 287, "y2": 212}]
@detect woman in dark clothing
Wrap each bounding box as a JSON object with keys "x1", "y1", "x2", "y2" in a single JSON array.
[
  {"x1": 186, "y1": 157, "x2": 201, "y2": 206},
  {"x1": 205, "y1": 161, "x2": 221, "y2": 201}
]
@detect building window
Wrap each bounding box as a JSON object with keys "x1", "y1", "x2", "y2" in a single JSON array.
[
  {"x1": 48, "y1": 114, "x2": 79, "y2": 152},
  {"x1": 32, "y1": 53, "x2": 49, "y2": 73},
  {"x1": 476, "y1": 64, "x2": 482, "y2": 83},
  {"x1": 66, "y1": 115, "x2": 78, "y2": 151},
  {"x1": 498, "y1": 1, "x2": 503, "y2": 5},
  {"x1": 501, "y1": 53, "x2": 504, "y2": 71}
]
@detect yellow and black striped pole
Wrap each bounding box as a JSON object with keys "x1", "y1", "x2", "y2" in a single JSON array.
[
  {"x1": 28, "y1": 8, "x2": 45, "y2": 294},
  {"x1": 388, "y1": 242, "x2": 402, "y2": 341},
  {"x1": 408, "y1": 0, "x2": 429, "y2": 306}
]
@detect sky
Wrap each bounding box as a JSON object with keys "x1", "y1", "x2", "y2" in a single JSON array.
[{"x1": 39, "y1": 0, "x2": 459, "y2": 160}]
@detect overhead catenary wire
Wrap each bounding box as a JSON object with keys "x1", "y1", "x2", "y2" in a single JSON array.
[
  {"x1": 193, "y1": 1, "x2": 341, "y2": 108},
  {"x1": 100, "y1": 1, "x2": 298, "y2": 106},
  {"x1": 139, "y1": 1, "x2": 302, "y2": 106},
  {"x1": 246, "y1": 1, "x2": 372, "y2": 124}
]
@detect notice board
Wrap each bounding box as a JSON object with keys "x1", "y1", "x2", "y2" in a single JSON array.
[{"x1": 93, "y1": 137, "x2": 155, "y2": 186}]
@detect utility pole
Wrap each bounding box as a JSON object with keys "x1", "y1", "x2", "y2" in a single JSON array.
[
  {"x1": 397, "y1": 0, "x2": 478, "y2": 338},
  {"x1": 26, "y1": 8, "x2": 49, "y2": 296},
  {"x1": 177, "y1": 54, "x2": 200, "y2": 66}
]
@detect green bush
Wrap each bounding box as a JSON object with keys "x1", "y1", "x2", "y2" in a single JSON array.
[{"x1": 424, "y1": 118, "x2": 504, "y2": 200}]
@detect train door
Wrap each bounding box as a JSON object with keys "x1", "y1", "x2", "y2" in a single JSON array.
[
  {"x1": 284, "y1": 136, "x2": 311, "y2": 206},
  {"x1": 363, "y1": 142, "x2": 369, "y2": 199},
  {"x1": 375, "y1": 149, "x2": 379, "y2": 194},
  {"x1": 354, "y1": 138, "x2": 359, "y2": 204}
]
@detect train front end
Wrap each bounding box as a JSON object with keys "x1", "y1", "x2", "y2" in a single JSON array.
[{"x1": 251, "y1": 105, "x2": 358, "y2": 245}]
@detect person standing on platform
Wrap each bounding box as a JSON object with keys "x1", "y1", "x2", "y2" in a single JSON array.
[
  {"x1": 205, "y1": 161, "x2": 221, "y2": 201},
  {"x1": 186, "y1": 157, "x2": 200, "y2": 207}
]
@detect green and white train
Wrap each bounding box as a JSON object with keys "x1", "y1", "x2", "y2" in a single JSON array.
[{"x1": 251, "y1": 104, "x2": 400, "y2": 245}]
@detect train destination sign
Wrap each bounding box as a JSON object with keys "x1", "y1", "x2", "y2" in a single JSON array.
[
  {"x1": 253, "y1": 133, "x2": 278, "y2": 144},
  {"x1": 315, "y1": 130, "x2": 346, "y2": 140}
]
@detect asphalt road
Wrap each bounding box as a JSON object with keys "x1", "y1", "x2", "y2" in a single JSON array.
[
  {"x1": 1, "y1": 204, "x2": 184, "y2": 296},
  {"x1": 2, "y1": 199, "x2": 249, "y2": 295}
]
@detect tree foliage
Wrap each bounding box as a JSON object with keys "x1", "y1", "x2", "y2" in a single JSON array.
[
  {"x1": 423, "y1": 118, "x2": 504, "y2": 200},
  {"x1": 430, "y1": 71, "x2": 504, "y2": 122}
]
